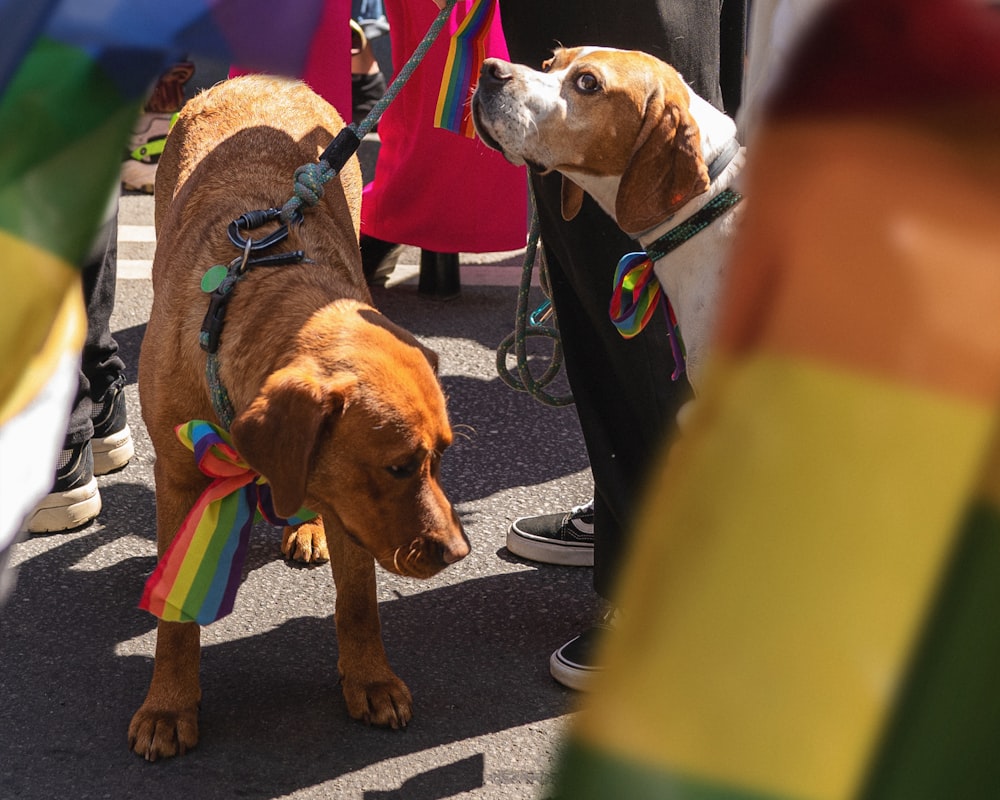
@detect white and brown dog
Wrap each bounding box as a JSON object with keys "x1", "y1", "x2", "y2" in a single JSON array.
[{"x1": 472, "y1": 46, "x2": 745, "y2": 391}]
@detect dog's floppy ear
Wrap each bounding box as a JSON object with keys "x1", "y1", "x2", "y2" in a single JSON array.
[
  {"x1": 420, "y1": 343, "x2": 440, "y2": 374},
  {"x1": 615, "y1": 80, "x2": 709, "y2": 234},
  {"x1": 230, "y1": 365, "x2": 356, "y2": 518},
  {"x1": 561, "y1": 175, "x2": 586, "y2": 221}
]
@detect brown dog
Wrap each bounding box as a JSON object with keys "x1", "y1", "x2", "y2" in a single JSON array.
[{"x1": 129, "y1": 75, "x2": 469, "y2": 760}]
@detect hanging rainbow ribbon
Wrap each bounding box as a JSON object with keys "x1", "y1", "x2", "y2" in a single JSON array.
[
  {"x1": 434, "y1": 0, "x2": 497, "y2": 137},
  {"x1": 610, "y1": 252, "x2": 686, "y2": 380},
  {"x1": 139, "y1": 420, "x2": 315, "y2": 625}
]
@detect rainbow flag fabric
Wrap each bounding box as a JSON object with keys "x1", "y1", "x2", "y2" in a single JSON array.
[
  {"x1": 433, "y1": 0, "x2": 497, "y2": 137},
  {"x1": 139, "y1": 420, "x2": 315, "y2": 625},
  {"x1": 551, "y1": 0, "x2": 1000, "y2": 797},
  {"x1": 0, "y1": 0, "x2": 325, "y2": 430}
]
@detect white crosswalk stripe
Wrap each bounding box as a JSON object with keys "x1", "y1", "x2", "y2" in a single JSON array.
[{"x1": 116, "y1": 223, "x2": 533, "y2": 286}]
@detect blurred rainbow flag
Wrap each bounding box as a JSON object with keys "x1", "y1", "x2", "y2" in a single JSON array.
[
  {"x1": 433, "y1": 0, "x2": 496, "y2": 137},
  {"x1": 550, "y1": 0, "x2": 1000, "y2": 797},
  {"x1": 0, "y1": 0, "x2": 325, "y2": 426}
]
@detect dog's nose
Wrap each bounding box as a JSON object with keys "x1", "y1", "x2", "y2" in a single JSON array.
[
  {"x1": 479, "y1": 58, "x2": 513, "y2": 89},
  {"x1": 440, "y1": 527, "x2": 470, "y2": 565}
]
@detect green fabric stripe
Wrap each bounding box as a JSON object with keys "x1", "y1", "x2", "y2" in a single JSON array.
[
  {"x1": 185, "y1": 492, "x2": 245, "y2": 615},
  {"x1": 0, "y1": 38, "x2": 140, "y2": 266},
  {"x1": 858, "y1": 497, "x2": 1000, "y2": 799},
  {"x1": 549, "y1": 739, "x2": 795, "y2": 800}
]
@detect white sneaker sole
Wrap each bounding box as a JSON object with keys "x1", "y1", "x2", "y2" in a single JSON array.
[
  {"x1": 549, "y1": 646, "x2": 597, "y2": 691},
  {"x1": 26, "y1": 478, "x2": 102, "y2": 533},
  {"x1": 93, "y1": 424, "x2": 134, "y2": 475},
  {"x1": 506, "y1": 528, "x2": 595, "y2": 567}
]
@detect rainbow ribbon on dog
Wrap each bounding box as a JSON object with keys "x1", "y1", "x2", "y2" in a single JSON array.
[
  {"x1": 610, "y1": 252, "x2": 686, "y2": 380},
  {"x1": 139, "y1": 420, "x2": 315, "y2": 625},
  {"x1": 434, "y1": 0, "x2": 497, "y2": 136}
]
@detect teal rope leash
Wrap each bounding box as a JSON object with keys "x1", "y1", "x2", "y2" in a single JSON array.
[
  {"x1": 496, "y1": 187, "x2": 574, "y2": 407},
  {"x1": 280, "y1": 0, "x2": 459, "y2": 224}
]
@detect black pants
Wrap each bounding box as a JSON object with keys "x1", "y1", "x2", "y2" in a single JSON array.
[
  {"x1": 497, "y1": 0, "x2": 742, "y2": 598},
  {"x1": 67, "y1": 210, "x2": 125, "y2": 447}
]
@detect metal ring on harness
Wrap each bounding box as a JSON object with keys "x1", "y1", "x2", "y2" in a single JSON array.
[{"x1": 227, "y1": 207, "x2": 297, "y2": 252}]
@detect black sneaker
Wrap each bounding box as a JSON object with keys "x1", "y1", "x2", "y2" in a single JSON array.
[
  {"x1": 549, "y1": 606, "x2": 618, "y2": 691},
  {"x1": 26, "y1": 441, "x2": 102, "y2": 533},
  {"x1": 507, "y1": 499, "x2": 595, "y2": 566},
  {"x1": 91, "y1": 376, "x2": 133, "y2": 476}
]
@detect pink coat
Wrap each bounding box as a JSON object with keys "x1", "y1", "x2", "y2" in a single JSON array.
[{"x1": 361, "y1": 0, "x2": 527, "y2": 252}]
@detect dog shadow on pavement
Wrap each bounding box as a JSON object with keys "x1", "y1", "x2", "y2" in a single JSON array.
[{"x1": 0, "y1": 477, "x2": 595, "y2": 800}]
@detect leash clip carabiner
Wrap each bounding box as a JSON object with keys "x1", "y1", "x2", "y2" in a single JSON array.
[{"x1": 227, "y1": 207, "x2": 290, "y2": 252}]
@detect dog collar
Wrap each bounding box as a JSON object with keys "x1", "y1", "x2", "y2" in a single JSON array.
[
  {"x1": 644, "y1": 188, "x2": 743, "y2": 262},
  {"x1": 707, "y1": 138, "x2": 741, "y2": 183},
  {"x1": 610, "y1": 180, "x2": 744, "y2": 378}
]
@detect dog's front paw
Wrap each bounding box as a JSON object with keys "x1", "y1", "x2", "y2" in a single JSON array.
[
  {"x1": 128, "y1": 702, "x2": 199, "y2": 761},
  {"x1": 282, "y1": 520, "x2": 329, "y2": 564},
  {"x1": 341, "y1": 670, "x2": 413, "y2": 729}
]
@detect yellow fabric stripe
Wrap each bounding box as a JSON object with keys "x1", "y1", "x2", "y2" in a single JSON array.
[
  {"x1": 577, "y1": 353, "x2": 994, "y2": 800},
  {"x1": 163, "y1": 497, "x2": 224, "y2": 619},
  {"x1": 0, "y1": 230, "x2": 85, "y2": 425}
]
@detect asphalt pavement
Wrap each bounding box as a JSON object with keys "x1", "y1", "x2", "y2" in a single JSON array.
[{"x1": 0, "y1": 191, "x2": 597, "y2": 799}]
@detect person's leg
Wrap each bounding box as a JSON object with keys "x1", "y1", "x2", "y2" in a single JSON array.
[
  {"x1": 26, "y1": 207, "x2": 131, "y2": 533},
  {"x1": 81, "y1": 212, "x2": 132, "y2": 476},
  {"x1": 497, "y1": 0, "x2": 729, "y2": 688},
  {"x1": 121, "y1": 62, "x2": 194, "y2": 194},
  {"x1": 531, "y1": 169, "x2": 692, "y2": 689},
  {"x1": 531, "y1": 173, "x2": 691, "y2": 598},
  {"x1": 351, "y1": 0, "x2": 388, "y2": 126}
]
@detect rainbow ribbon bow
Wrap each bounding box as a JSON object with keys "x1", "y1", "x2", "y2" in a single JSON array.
[
  {"x1": 139, "y1": 420, "x2": 315, "y2": 625},
  {"x1": 434, "y1": 0, "x2": 497, "y2": 137},
  {"x1": 610, "y1": 252, "x2": 686, "y2": 380}
]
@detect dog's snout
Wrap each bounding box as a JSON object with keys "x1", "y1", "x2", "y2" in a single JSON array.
[
  {"x1": 441, "y1": 533, "x2": 470, "y2": 565},
  {"x1": 479, "y1": 58, "x2": 513, "y2": 89}
]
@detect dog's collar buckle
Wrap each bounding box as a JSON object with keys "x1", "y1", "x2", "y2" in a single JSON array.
[{"x1": 706, "y1": 138, "x2": 741, "y2": 183}]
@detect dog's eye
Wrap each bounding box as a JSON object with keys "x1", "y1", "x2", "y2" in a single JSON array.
[
  {"x1": 575, "y1": 72, "x2": 600, "y2": 93},
  {"x1": 386, "y1": 462, "x2": 419, "y2": 479}
]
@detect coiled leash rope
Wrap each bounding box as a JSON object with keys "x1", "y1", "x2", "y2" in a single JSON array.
[{"x1": 495, "y1": 188, "x2": 575, "y2": 407}]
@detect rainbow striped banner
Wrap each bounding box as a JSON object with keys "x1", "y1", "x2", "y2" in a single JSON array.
[
  {"x1": 434, "y1": 0, "x2": 497, "y2": 137},
  {"x1": 0, "y1": 0, "x2": 324, "y2": 429},
  {"x1": 139, "y1": 420, "x2": 315, "y2": 625}
]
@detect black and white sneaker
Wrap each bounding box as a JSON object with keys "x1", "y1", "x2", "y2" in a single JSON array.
[
  {"x1": 91, "y1": 376, "x2": 133, "y2": 476},
  {"x1": 26, "y1": 441, "x2": 101, "y2": 533},
  {"x1": 507, "y1": 499, "x2": 595, "y2": 566},
  {"x1": 549, "y1": 606, "x2": 618, "y2": 691}
]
